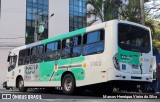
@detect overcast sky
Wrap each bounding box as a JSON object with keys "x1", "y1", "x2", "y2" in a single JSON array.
[{"x1": 145, "y1": 0, "x2": 160, "y2": 20}]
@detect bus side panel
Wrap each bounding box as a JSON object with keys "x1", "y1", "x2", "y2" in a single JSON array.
[{"x1": 76, "y1": 22, "x2": 114, "y2": 87}]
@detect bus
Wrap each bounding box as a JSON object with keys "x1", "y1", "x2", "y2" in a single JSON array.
[{"x1": 6, "y1": 20, "x2": 154, "y2": 94}]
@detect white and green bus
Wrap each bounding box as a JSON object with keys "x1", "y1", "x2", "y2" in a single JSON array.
[{"x1": 6, "y1": 20, "x2": 154, "y2": 94}]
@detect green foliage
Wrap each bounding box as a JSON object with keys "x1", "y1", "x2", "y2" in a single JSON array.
[
  {"x1": 87, "y1": 0, "x2": 160, "y2": 51},
  {"x1": 148, "y1": 20, "x2": 160, "y2": 51},
  {"x1": 119, "y1": 0, "x2": 141, "y2": 23},
  {"x1": 153, "y1": 39, "x2": 160, "y2": 51},
  {"x1": 87, "y1": 0, "x2": 150, "y2": 24},
  {"x1": 87, "y1": 0, "x2": 122, "y2": 25}
]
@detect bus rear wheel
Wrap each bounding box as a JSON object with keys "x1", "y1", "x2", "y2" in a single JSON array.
[
  {"x1": 62, "y1": 73, "x2": 76, "y2": 95},
  {"x1": 18, "y1": 77, "x2": 27, "y2": 92}
]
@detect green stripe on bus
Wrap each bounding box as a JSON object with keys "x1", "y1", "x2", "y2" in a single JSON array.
[
  {"x1": 117, "y1": 47, "x2": 141, "y2": 65},
  {"x1": 39, "y1": 28, "x2": 86, "y2": 81},
  {"x1": 39, "y1": 56, "x2": 85, "y2": 81},
  {"x1": 70, "y1": 68, "x2": 85, "y2": 80},
  {"x1": 52, "y1": 67, "x2": 85, "y2": 81},
  {"x1": 41, "y1": 28, "x2": 86, "y2": 44},
  {"x1": 58, "y1": 56, "x2": 85, "y2": 66},
  {"x1": 39, "y1": 61, "x2": 54, "y2": 81},
  {"x1": 52, "y1": 69, "x2": 67, "y2": 81}
]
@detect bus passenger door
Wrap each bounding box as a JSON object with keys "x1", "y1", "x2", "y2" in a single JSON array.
[{"x1": 7, "y1": 55, "x2": 17, "y2": 87}]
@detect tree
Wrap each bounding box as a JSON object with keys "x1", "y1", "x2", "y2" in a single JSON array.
[
  {"x1": 119, "y1": 0, "x2": 148, "y2": 24},
  {"x1": 87, "y1": 0, "x2": 150, "y2": 25},
  {"x1": 87, "y1": 0, "x2": 122, "y2": 26},
  {"x1": 87, "y1": 0, "x2": 160, "y2": 50},
  {"x1": 145, "y1": 0, "x2": 160, "y2": 51},
  {"x1": 145, "y1": 0, "x2": 160, "y2": 38}
]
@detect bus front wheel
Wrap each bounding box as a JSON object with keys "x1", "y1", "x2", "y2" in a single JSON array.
[
  {"x1": 62, "y1": 73, "x2": 76, "y2": 95},
  {"x1": 18, "y1": 77, "x2": 27, "y2": 92}
]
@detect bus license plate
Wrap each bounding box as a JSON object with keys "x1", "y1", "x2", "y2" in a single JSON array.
[
  {"x1": 132, "y1": 65, "x2": 139, "y2": 69},
  {"x1": 132, "y1": 65, "x2": 141, "y2": 74}
]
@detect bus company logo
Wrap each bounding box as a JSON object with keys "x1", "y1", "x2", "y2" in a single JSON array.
[{"x1": 2, "y1": 94, "x2": 11, "y2": 99}]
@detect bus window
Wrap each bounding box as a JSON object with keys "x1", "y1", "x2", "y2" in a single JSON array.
[
  {"x1": 82, "y1": 29, "x2": 104, "y2": 56},
  {"x1": 18, "y1": 49, "x2": 30, "y2": 65},
  {"x1": 72, "y1": 36, "x2": 81, "y2": 57},
  {"x1": 118, "y1": 23, "x2": 151, "y2": 53},
  {"x1": 8, "y1": 56, "x2": 17, "y2": 72},
  {"x1": 44, "y1": 41, "x2": 61, "y2": 61},
  {"x1": 61, "y1": 35, "x2": 82, "y2": 59},
  {"x1": 30, "y1": 45, "x2": 44, "y2": 63}
]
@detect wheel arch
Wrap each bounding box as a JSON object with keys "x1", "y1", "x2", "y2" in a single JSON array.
[
  {"x1": 61, "y1": 71, "x2": 76, "y2": 86},
  {"x1": 16, "y1": 75, "x2": 23, "y2": 88}
]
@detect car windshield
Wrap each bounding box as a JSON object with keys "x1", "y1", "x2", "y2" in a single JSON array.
[{"x1": 118, "y1": 23, "x2": 151, "y2": 53}]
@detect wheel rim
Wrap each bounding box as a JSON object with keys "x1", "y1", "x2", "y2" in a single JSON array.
[
  {"x1": 19, "y1": 80, "x2": 24, "y2": 89},
  {"x1": 64, "y1": 77, "x2": 72, "y2": 91}
]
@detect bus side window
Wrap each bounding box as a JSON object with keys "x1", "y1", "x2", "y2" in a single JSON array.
[
  {"x1": 18, "y1": 49, "x2": 30, "y2": 66},
  {"x1": 30, "y1": 45, "x2": 44, "y2": 64},
  {"x1": 71, "y1": 36, "x2": 82, "y2": 57},
  {"x1": 61, "y1": 35, "x2": 82, "y2": 59},
  {"x1": 8, "y1": 56, "x2": 17, "y2": 72},
  {"x1": 30, "y1": 47, "x2": 37, "y2": 64},
  {"x1": 61, "y1": 39, "x2": 72, "y2": 59},
  {"x1": 44, "y1": 41, "x2": 61, "y2": 61},
  {"x1": 82, "y1": 29, "x2": 105, "y2": 56},
  {"x1": 36, "y1": 45, "x2": 44, "y2": 63}
]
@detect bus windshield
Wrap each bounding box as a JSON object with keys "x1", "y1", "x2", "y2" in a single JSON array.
[{"x1": 118, "y1": 23, "x2": 151, "y2": 53}]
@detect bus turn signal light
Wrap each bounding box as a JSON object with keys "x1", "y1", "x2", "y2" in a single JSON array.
[{"x1": 83, "y1": 63, "x2": 86, "y2": 68}]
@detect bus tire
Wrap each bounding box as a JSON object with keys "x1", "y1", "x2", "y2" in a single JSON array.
[
  {"x1": 18, "y1": 77, "x2": 27, "y2": 92},
  {"x1": 62, "y1": 73, "x2": 76, "y2": 95},
  {"x1": 6, "y1": 87, "x2": 10, "y2": 90}
]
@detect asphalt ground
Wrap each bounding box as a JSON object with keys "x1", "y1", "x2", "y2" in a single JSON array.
[{"x1": 0, "y1": 88, "x2": 160, "y2": 102}]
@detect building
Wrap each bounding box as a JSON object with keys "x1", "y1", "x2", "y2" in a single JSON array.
[
  {"x1": 0, "y1": 0, "x2": 86, "y2": 86},
  {"x1": 26, "y1": 0, "x2": 87, "y2": 44}
]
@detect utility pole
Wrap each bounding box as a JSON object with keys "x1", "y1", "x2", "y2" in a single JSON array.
[
  {"x1": 34, "y1": 12, "x2": 38, "y2": 42},
  {"x1": 103, "y1": 0, "x2": 106, "y2": 22},
  {"x1": 38, "y1": 13, "x2": 54, "y2": 40},
  {"x1": 34, "y1": 11, "x2": 54, "y2": 42},
  {"x1": 140, "y1": 0, "x2": 145, "y2": 25}
]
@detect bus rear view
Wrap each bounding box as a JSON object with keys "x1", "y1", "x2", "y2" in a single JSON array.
[{"x1": 110, "y1": 21, "x2": 153, "y2": 89}]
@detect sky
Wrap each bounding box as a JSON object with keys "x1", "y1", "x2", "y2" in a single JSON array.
[{"x1": 145, "y1": 0, "x2": 160, "y2": 20}]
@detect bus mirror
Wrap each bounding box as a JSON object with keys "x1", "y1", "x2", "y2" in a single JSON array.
[{"x1": 7, "y1": 56, "x2": 10, "y2": 62}]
